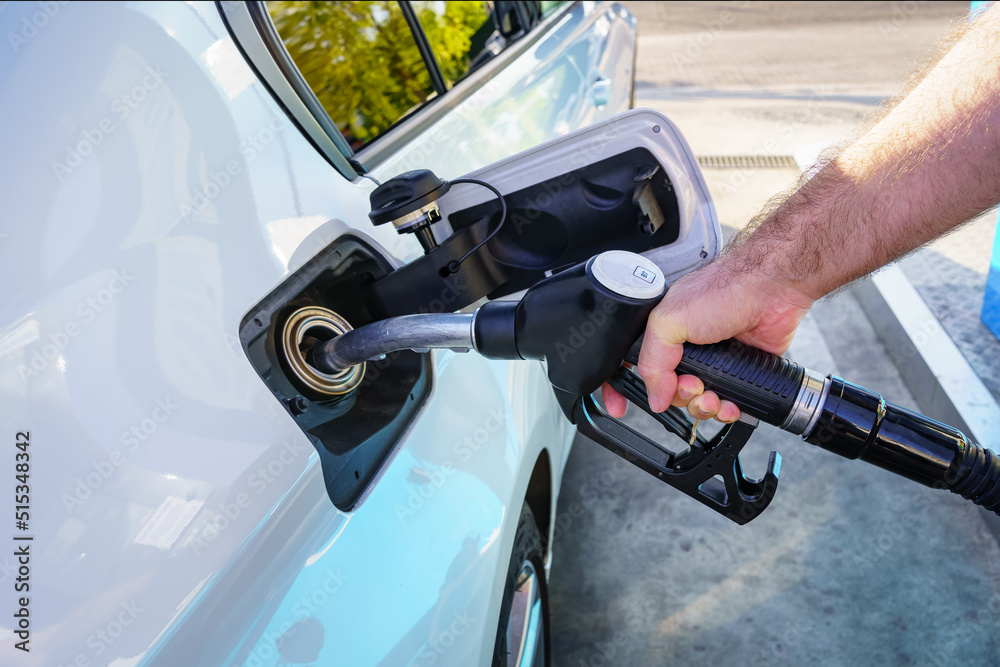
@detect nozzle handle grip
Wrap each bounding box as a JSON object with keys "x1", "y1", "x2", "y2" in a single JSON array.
[{"x1": 627, "y1": 338, "x2": 804, "y2": 426}]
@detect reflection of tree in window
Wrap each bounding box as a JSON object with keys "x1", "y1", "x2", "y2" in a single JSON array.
[
  {"x1": 268, "y1": 1, "x2": 493, "y2": 150},
  {"x1": 411, "y1": 2, "x2": 494, "y2": 86}
]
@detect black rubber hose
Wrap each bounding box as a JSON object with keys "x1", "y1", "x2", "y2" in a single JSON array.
[
  {"x1": 623, "y1": 337, "x2": 1000, "y2": 516},
  {"x1": 949, "y1": 441, "x2": 1000, "y2": 512}
]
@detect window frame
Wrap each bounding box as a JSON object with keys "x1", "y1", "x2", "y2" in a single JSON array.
[
  {"x1": 399, "y1": 1, "x2": 448, "y2": 97},
  {"x1": 218, "y1": 0, "x2": 578, "y2": 177},
  {"x1": 356, "y1": 0, "x2": 575, "y2": 168}
]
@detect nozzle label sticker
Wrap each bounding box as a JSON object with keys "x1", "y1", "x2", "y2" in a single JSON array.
[{"x1": 633, "y1": 266, "x2": 656, "y2": 284}]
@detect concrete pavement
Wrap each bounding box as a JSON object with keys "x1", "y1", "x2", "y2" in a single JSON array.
[{"x1": 549, "y1": 3, "x2": 1000, "y2": 665}]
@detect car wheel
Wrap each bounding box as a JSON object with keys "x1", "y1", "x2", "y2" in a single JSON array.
[{"x1": 493, "y1": 503, "x2": 549, "y2": 667}]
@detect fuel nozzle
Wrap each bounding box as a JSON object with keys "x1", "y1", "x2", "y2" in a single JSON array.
[
  {"x1": 474, "y1": 250, "x2": 666, "y2": 397},
  {"x1": 305, "y1": 250, "x2": 782, "y2": 523},
  {"x1": 309, "y1": 250, "x2": 666, "y2": 403},
  {"x1": 308, "y1": 247, "x2": 1000, "y2": 526}
]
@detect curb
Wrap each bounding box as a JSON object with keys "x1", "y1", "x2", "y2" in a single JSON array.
[
  {"x1": 853, "y1": 267, "x2": 1000, "y2": 537},
  {"x1": 792, "y1": 148, "x2": 1000, "y2": 530},
  {"x1": 852, "y1": 268, "x2": 1000, "y2": 452}
]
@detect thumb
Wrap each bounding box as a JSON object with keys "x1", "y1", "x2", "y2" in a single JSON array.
[{"x1": 637, "y1": 307, "x2": 686, "y2": 413}]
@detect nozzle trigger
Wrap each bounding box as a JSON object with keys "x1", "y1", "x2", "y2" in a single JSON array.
[{"x1": 574, "y1": 366, "x2": 781, "y2": 525}]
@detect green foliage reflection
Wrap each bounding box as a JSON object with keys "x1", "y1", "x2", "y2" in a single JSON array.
[{"x1": 268, "y1": 1, "x2": 493, "y2": 149}]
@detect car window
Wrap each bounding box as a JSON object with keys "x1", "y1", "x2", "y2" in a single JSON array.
[
  {"x1": 267, "y1": 1, "x2": 438, "y2": 150},
  {"x1": 410, "y1": 1, "x2": 502, "y2": 86},
  {"x1": 537, "y1": 1, "x2": 567, "y2": 18},
  {"x1": 266, "y1": 1, "x2": 560, "y2": 154}
]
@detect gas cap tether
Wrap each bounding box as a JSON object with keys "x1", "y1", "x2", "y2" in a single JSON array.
[{"x1": 368, "y1": 169, "x2": 508, "y2": 275}]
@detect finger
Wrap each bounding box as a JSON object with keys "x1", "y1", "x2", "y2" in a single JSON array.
[
  {"x1": 717, "y1": 400, "x2": 741, "y2": 423},
  {"x1": 670, "y1": 374, "x2": 704, "y2": 408},
  {"x1": 601, "y1": 382, "x2": 628, "y2": 419},
  {"x1": 637, "y1": 312, "x2": 685, "y2": 413},
  {"x1": 686, "y1": 391, "x2": 721, "y2": 421}
]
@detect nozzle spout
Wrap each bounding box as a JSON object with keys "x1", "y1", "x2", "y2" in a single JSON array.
[{"x1": 309, "y1": 313, "x2": 475, "y2": 374}]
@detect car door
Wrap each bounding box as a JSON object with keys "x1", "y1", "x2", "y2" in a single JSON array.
[{"x1": 0, "y1": 2, "x2": 651, "y2": 665}]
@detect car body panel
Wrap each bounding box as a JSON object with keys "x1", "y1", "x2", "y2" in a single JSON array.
[{"x1": 0, "y1": 1, "x2": 634, "y2": 665}]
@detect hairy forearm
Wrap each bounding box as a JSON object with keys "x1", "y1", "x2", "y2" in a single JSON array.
[
  {"x1": 627, "y1": 8, "x2": 1000, "y2": 422},
  {"x1": 725, "y1": 7, "x2": 1000, "y2": 302}
]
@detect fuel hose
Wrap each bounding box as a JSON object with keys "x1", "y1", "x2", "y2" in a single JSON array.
[{"x1": 626, "y1": 339, "x2": 1000, "y2": 514}]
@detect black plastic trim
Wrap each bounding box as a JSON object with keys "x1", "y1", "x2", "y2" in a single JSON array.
[
  {"x1": 400, "y1": 1, "x2": 448, "y2": 96},
  {"x1": 366, "y1": 145, "x2": 682, "y2": 317},
  {"x1": 239, "y1": 235, "x2": 433, "y2": 510},
  {"x1": 474, "y1": 300, "x2": 521, "y2": 360}
]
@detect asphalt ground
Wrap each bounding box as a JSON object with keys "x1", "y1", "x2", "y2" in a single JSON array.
[{"x1": 549, "y1": 3, "x2": 1000, "y2": 666}]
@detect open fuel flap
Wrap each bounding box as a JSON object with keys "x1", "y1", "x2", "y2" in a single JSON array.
[{"x1": 239, "y1": 109, "x2": 722, "y2": 510}]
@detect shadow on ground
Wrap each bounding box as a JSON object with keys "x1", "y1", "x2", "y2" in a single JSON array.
[{"x1": 549, "y1": 292, "x2": 1000, "y2": 667}]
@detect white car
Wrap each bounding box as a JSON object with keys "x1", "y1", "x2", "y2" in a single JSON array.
[{"x1": 0, "y1": 2, "x2": 716, "y2": 665}]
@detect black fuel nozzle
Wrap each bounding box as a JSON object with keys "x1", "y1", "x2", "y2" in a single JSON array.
[
  {"x1": 475, "y1": 252, "x2": 783, "y2": 524},
  {"x1": 308, "y1": 249, "x2": 997, "y2": 526},
  {"x1": 310, "y1": 250, "x2": 667, "y2": 398},
  {"x1": 309, "y1": 250, "x2": 781, "y2": 524},
  {"x1": 473, "y1": 250, "x2": 667, "y2": 401}
]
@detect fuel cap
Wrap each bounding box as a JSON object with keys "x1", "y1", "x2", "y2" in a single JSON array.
[
  {"x1": 368, "y1": 169, "x2": 450, "y2": 227},
  {"x1": 588, "y1": 250, "x2": 666, "y2": 301}
]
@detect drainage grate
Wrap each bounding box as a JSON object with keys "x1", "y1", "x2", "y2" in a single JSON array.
[{"x1": 697, "y1": 155, "x2": 798, "y2": 169}]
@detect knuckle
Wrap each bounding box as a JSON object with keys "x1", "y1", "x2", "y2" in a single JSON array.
[
  {"x1": 637, "y1": 359, "x2": 668, "y2": 380},
  {"x1": 646, "y1": 308, "x2": 684, "y2": 341},
  {"x1": 648, "y1": 304, "x2": 673, "y2": 326}
]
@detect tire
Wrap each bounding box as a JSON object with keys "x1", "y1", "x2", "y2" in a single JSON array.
[{"x1": 492, "y1": 503, "x2": 550, "y2": 667}]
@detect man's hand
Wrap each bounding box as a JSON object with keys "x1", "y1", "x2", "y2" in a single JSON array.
[
  {"x1": 603, "y1": 4, "x2": 1000, "y2": 425},
  {"x1": 601, "y1": 254, "x2": 814, "y2": 421}
]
